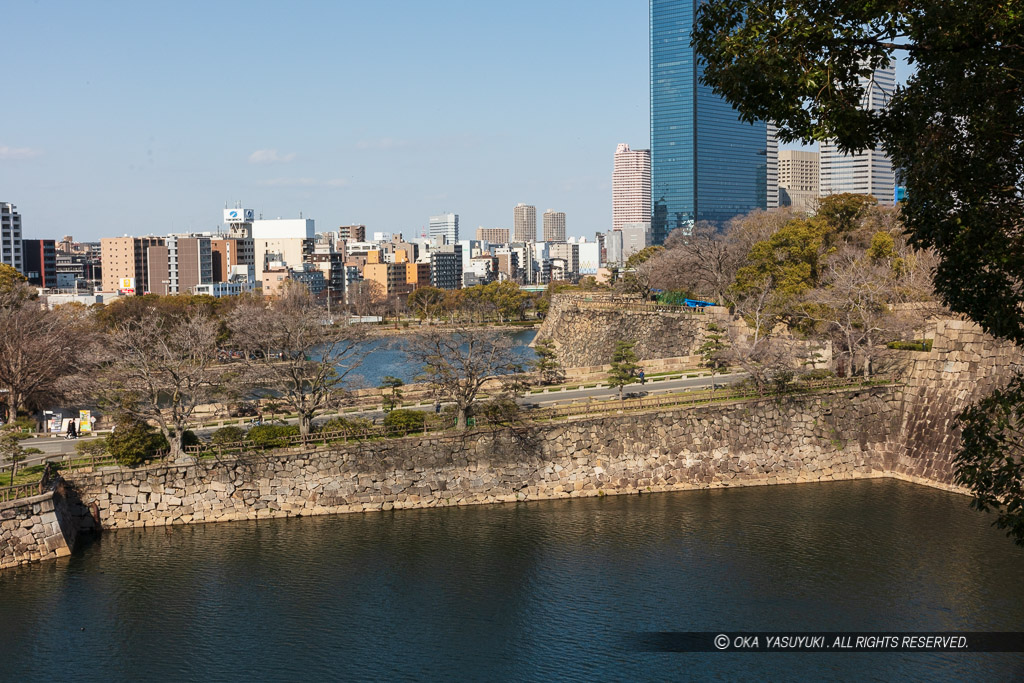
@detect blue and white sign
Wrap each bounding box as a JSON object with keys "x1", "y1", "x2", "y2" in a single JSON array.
[{"x1": 224, "y1": 208, "x2": 255, "y2": 224}]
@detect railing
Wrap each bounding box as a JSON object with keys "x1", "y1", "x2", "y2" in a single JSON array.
[
  {"x1": 0, "y1": 481, "x2": 47, "y2": 504},
  {"x1": 531, "y1": 375, "x2": 891, "y2": 421}
]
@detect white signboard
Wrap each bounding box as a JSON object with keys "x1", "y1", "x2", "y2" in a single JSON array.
[
  {"x1": 119, "y1": 277, "x2": 136, "y2": 294},
  {"x1": 224, "y1": 209, "x2": 255, "y2": 224}
]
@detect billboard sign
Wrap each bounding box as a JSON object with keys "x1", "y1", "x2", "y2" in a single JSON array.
[
  {"x1": 224, "y1": 208, "x2": 255, "y2": 224},
  {"x1": 79, "y1": 410, "x2": 92, "y2": 434},
  {"x1": 119, "y1": 277, "x2": 136, "y2": 294}
]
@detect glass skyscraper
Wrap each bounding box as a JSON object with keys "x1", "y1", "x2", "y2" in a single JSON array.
[{"x1": 650, "y1": 0, "x2": 768, "y2": 244}]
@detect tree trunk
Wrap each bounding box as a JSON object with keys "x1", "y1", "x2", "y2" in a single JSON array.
[
  {"x1": 168, "y1": 429, "x2": 184, "y2": 460},
  {"x1": 456, "y1": 406, "x2": 467, "y2": 430},
  {"x1": 299, "y1": 413, "x2": 312, "y2": 437}
]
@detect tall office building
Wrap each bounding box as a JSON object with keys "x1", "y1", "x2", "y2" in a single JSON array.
[
  {"x1": 613, "y1": 144, "x2": 652, "y2": 231},
  {"x1": 100, "y1": 236, "x2": 165, "y2": 294},
  {"x1": 513, "y1": 203, "x2": 536, "y2": 242},
  {"x1": 21, "y1": 239, "x2": 56, "y2": 288},
  {"x1": 542, "y1": 210, "x2": 566, "y2": 242},
  {"x1": 651, "y1": 0, "x2": 768, "y2": 243},
  {"x1": 147, "y1": 235, "x2": 213, "y2": 295},
  {"x1": 778, "y1": 150, "x2": 820, "y2": 213},
  {"x1": 819, "y1": 61, "x2": 896, "y2": 205},
  {"x1": 429, "y1": 213, "x2": 459, "y2": 245},
  {"x1": 766, "y1": 123, "x2": 779, "y2": 210},
  {"x1": 1, "y1": 203, "x2": 23, "y2": 273}
]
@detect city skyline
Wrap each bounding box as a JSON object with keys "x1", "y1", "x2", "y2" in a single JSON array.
[
  {"x1": 2, "y1": 2, "x2": 912, "y2": 243},
  {"x1": 1, "y1": 1, "x2": 653, "y2": 242}
]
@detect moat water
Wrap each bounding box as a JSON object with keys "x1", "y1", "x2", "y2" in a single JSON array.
[
  {"x1": 2, "y1": 479, "x2": 1023, "y2": 681},
  {"x1": 354, "y1": 327, "x2": 537, "y2": 387}
]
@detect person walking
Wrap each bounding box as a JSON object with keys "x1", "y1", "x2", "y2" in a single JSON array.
[
  {"x1": 65, "y1": 420, "x2": 77, "y2": 440},
  {"x1": 638, "y1": 369, "x2": 646, "y2": 385}
]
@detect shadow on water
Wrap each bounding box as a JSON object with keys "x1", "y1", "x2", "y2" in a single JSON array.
[{"x1": 1, "y1": 479, "x2": 1023, "y2": 681}]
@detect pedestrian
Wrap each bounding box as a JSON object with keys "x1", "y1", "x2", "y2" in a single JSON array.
[
  {"x1": 639, "y1": 369, "x2": 646, "y2": 385},
  {"x1": 65, "y1": 420, "x2": 77, "y2": 440},
  {"x1": 434, "y1": 400, "x2": 441, "y2": 414}
]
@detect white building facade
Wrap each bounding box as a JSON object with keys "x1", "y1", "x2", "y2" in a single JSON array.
[
  {"x1": 1, "y1": 202, "x2": 23, "y2": 273},
  {"x1": 612, "y1": 144, "x2": 651, "y2": 231},
  {"x1": 819, "y1": 62, "x2": 897, "y2": 205}
]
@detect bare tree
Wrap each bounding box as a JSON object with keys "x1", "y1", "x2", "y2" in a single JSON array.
[
  {"x1": 228, "y1": 285, "x2": 367, "y2": 436},
  {"x1": 89, "y1": 311, "x2": 224, "y2": 459},
  {"x1": 404, "y1": 326, "x2": 525, "y2": 429},
  {"x1": 0, "y1": 298, "x2": 87, "y2": 418},
  {"x1": 803, "y1": 245, "x2": 935, "y2": 377},
  {"x1": 659, "y1": 222, "x2": 742, "y2": 302},
  {"x1": 724, "y1": 325, "x2": 798, "y2": 393}
]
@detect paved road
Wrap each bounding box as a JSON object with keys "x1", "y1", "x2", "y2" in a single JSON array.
[{"x1": 6, "y1": 372, "x2": 745, "y2": 469}]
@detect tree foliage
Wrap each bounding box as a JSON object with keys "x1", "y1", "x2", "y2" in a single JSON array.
[
  {"x1": 693, "y1": 3, "x2": 1024, "y2": 542},
  {"x1": 106, "y1": 415, "x2": 166, "y2": 467},
  {"x1": 607, "y1": 341, "x2": 641, "y2": 399},
  {"x1": 532, "y1": 338, "x2": 565, "y2": 386},
  {"x1": 692, "y1": 0, "x2": 1024, "y2": 345},
  {"x1": 0, "y1": 428, "x2": 27, "y2": 485},
  {"x1": 957, "y1": 373, "x2": 1024, "y2": 545}
]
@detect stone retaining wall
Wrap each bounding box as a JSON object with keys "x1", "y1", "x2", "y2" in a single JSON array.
[
  {"x1": 0, "y1": 484, "x2": 77, "y2": 570},
  {"x1": 3, "y1": 316, "x2": 1020, "y2": 570},
  {"x1": 534, "y1": 294, "x2": 729, "y2": 367},
  {"x1": 889, "y1": 319, "x2": 1022, "y2": 485},
  {"x1": 59, "y1": 387, "x2": 896, "y2": 531}
]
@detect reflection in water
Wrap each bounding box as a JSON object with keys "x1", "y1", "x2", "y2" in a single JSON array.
[{"x1": 2, "y1": 479, "x2": 1023, "y2": 681}]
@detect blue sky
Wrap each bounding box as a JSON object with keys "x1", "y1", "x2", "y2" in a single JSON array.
[
  {"x1": 2, "y1": 2, "x2": 912, "y2": 242},
  {"x1": 2, "y1": 0, "x2": 652, "y2": 241}
]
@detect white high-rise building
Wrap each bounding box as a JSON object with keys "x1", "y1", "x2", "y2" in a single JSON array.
[
  {"x1": 779, "y1": 150, "x2": 820, "y2": 213},
  {"x1": 429, "y1": 213, "x2": 459, "y2": 245},
  {"x1": 542, "y1": 210, "x2": 566, "y2": 242},
  {"x1": 612, "y1": 144, "x2": 651, "y2": 231},
  {"x1": 0, "y1": 203, "x2": 23, "y2": 273},
  {"x1": 513, "y1": 204, "x2": 536, "y2": 242},
  {"x1": 766, "y1": 124, "x2": 779, "y2": 210},
  {"x1": 819, "y1": 62, "x2": 897, "y2": 205}
]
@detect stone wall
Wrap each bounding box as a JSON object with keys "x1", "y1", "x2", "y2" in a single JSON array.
[
  {"x1": 889, "y1": 319, "x2": 1022, "y2": 487},
  {"x1": 0, "y1": 483, "x2": 77, "y2": 570},
  {"x1": 59, "y1": 387, "x2": 896, "y2": 531},
  {"x1": 535, "y1": 294, "x2": 729, "y2": 367}
]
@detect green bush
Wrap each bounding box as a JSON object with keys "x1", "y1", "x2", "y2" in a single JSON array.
[
  {"x1": 22, "y1": 447, "x2": 43, "y2": 455},
  {"x1": 75, "y1": 440, "x2": 108, "y2": 457},
  {"x1": 383, "y1": 409, "x2": 426, "y2": 434},
  {"x1": 212, "y1": 426, "x2": 246, "y2": 445},
  {"x1": 246, "y1": 424, "x2": 300, "y2": 448},
  {"x1": 9, "y1": 416, "x2": 37, "y2": 432},
  {"x1": 106, "y1": 419, "x2": 164, "y2": 467},
  {"x1": 887, "y1": 339, "x2": 933, "y2": 352},
  {"x1": 318, "y1": 417, "x2": 374, "y2": 435}
]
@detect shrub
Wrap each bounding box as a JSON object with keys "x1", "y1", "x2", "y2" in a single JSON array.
[
  {"x1": 10, "y1": 416, "x2": 37, "y2": 432},
  {"x1": 318, "y1": 417, "x2": 374, "y2": 435},
  {"x1": 75, "y1": 439, "x2": 108, "y2": 457},
  {"x1": 246, "y1": 424, "x2": 300, "y2": 448},
  {"x1": 106, "y1": 418, "x2": 163, "y2": 467},
  {"x1": 23, "y1": 447, "x2": 43, "y2": 455},
  {"x1": 212, "y1": 426, "x2": 246, "y2": 445},
  {"x1": 887, "y1": 339, "x2": 934, "y2": 352},
  {"x1": 383, "y1": 409, "x2": 426, "y2": 434}
]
